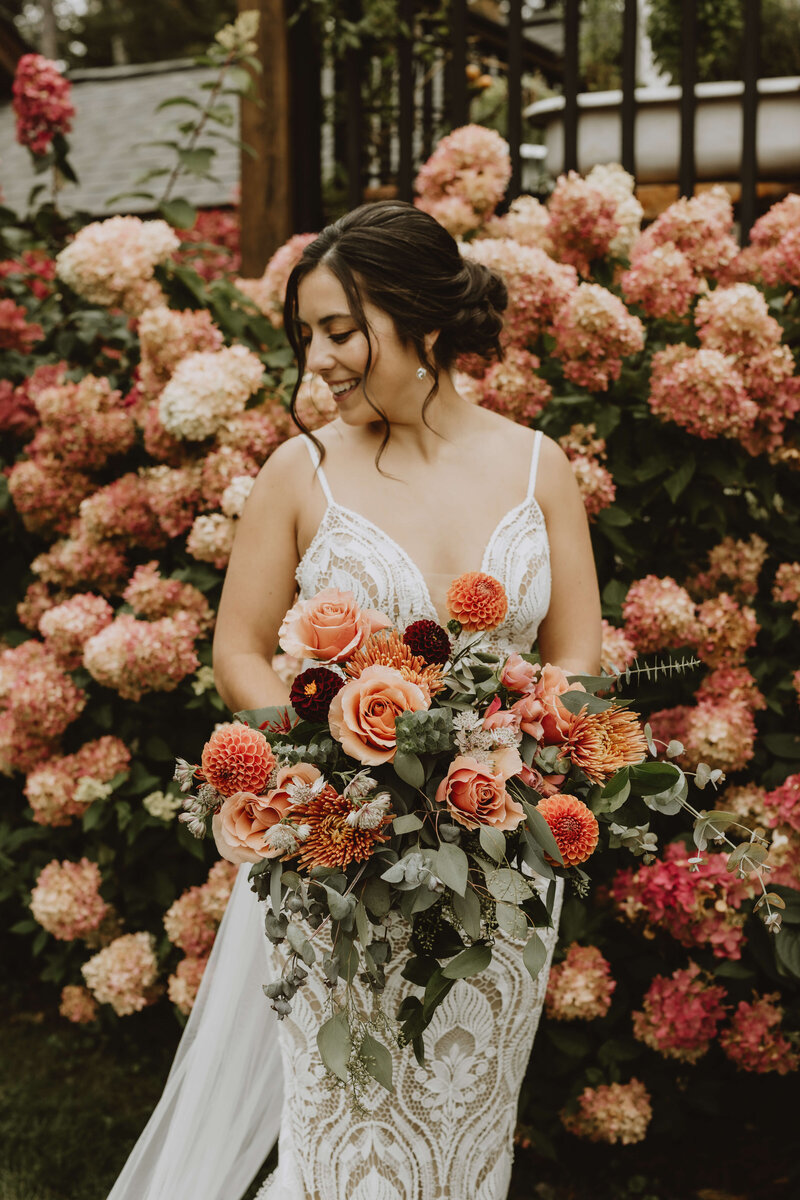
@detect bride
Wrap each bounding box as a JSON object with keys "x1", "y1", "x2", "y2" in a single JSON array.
[{"x1": 108, "y1": 201, "x2": 601, "y2": 1200}]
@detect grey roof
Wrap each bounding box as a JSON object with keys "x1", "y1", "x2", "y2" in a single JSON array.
[{"x1": 0, "y1": 60, "x2": 239, "y2": 217}]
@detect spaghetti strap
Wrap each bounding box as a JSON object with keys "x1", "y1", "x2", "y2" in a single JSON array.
[
  {"x1": 526, "y1": 430, "x2": 543, "y2": 501},
  {"x1": 301, "y1": 435, "x2": 334, "y2": 507}
]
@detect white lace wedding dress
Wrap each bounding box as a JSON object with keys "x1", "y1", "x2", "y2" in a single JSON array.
[
  {"x1": 107, "y1": 430, "x2": 562, "y2": 1200},
  {"x1": 255, "y1": 431, "x2": 563, "y2": 1200}
]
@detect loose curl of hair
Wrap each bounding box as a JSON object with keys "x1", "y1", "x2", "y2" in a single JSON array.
[{"x1": 283, "y1": 200, "x2": 508, "y2": 468}]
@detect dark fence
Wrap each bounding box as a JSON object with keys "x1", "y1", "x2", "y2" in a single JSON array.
[{"x1": 291, "y1": 0, "x2": 769, "y2": 242}]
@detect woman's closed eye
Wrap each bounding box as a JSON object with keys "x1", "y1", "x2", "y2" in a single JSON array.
[{"x1": 330, "y1": 330, "x2": 355, "y2": 344}]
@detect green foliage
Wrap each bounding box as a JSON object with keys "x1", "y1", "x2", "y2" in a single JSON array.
[{"x1": 646, "y1": 0, "x2": 800, "y2": 83}]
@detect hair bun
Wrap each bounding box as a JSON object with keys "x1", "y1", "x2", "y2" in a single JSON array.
[{"x1": 443, "y1": 259, "x2": 508, "y2": 361}]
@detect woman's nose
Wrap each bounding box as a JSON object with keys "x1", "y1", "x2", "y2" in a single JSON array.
[{"x1": 305, "y1": 334, "x2": 335, "y2": 374}]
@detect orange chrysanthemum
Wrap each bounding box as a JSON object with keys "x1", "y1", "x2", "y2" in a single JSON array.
[
  {"x1": 446, "y1": 571, "x2": 508, "y2": 631},
  {"x1": 536, "y1": 794, "x2": 599, "y2": 867},
  {"x1": 201, "y1": 723, "x2": 276, "y2": 798},
  {"x1": 345, "y1": 629, "x2": 443, "y2": 698},
  {"x1": 562, "y1": 706, "x2": 649, "y2": 785},
  {"x1": 289, "y1": 784, "x2": 392, "y2": 870}
]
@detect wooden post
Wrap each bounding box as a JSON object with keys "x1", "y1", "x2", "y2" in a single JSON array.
[{"x1": 239, "y1": 0, "x2": 293, "y2": 277}]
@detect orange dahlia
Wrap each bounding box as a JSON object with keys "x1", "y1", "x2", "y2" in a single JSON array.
[
  {"x1": 446, "y1": 571, "x2": 508, "y2": 631},
  {"x1": 201, "y1": 723, "x2": 276, "y2": 798},
  {"x1": 344, "y1": 628, "x2": 444, "y2": 698},
  {"x1": 536, "y1": 794, "x2": 599, "y2": 867},
  {"x1": 289, "y1": 784, "x2": 392, "y2": 870},
  {"x1": 562, "y1": 706, "x2": 649, "y2": 785}
]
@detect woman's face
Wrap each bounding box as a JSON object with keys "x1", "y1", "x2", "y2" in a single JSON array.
[{"x1": 295, "y1": 265, "x2": 427, "y2": 426}]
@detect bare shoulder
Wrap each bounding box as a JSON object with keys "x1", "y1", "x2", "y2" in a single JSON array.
[
  {"x1": 246, "y1": 433, "x2": 314, "y2": 511},
  {"x1": 534, "y1": 433, "x2": 579, "y2": 514}
]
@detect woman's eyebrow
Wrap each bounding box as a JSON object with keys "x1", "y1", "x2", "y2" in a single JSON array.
[{"x1": 296, "y1": 313, "x2": 351, "y2": 327}]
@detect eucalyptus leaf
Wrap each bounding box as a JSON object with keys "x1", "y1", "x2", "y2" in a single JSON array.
[
  {"x1": 317, "y1": 1011, "x2": 351, "y2": 1082},
  {"x1": 354, "y1": 900, "x2": 370, "y2": 946},
  {"x1": 441, "y1": 942, "x2": 492, "y2": 979},
  {"x1": 269, "y1": 861, "x2": 283, "y2": 915},
  {"x1": 435, "y1": 842, "x2": 469, "y2": 895},
  {"x1": 362, "y1": 875, "x2": 391, "y2": 918},
  {"x1": 393, "y1": 813, "x2": 423, "y2": 835},
  {"x1": 496, "y1": 902, "x2": 529, "y2": 940},
  {"x1": 486, "y1": 867, "x2": 531, "y2": 904},
  {"x1": 393, "y1": 751, "x2": 425, "y2": 789},
  {"x1": 360, "y1": 1032, "x2": 394, "y2": 1092},
  {"x1": 478, "y1": 825, "x2": 507, "y2": 862},
  {"x1": 521, "y1": 801, "x2": 564, "y2": 866},
  {"x1": 452, "y1": 886, "x2": 482, "y2": 940},
  {"x1": 522, "y1": 932, "x2": 548, "y2": 981}
]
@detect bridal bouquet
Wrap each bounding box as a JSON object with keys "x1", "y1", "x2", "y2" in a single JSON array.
[{"x1": 173, "y1": 573, "x2": 776, "y2": 1096}]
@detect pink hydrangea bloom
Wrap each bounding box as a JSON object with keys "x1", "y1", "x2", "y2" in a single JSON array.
[
  {"x1": 462, "y1": 238, "x2": 578, "y2": 349},
  {"x1": 622, "y1": 575, "x2": 697, "y2": 654},
  {"x1": 612, "y1": 842, "x2": 752, "y2": 959},
  {"x1": 552, "y1": 283, "x2": 644, "y2": 392},
  {"x1": 158, "y1": 344, "x2": 265, "y2": 441},
  {"x1": 546, "y1": 171, "x2": 620, "y2": 276},
  {"x1": 473, "y1": 347, "x2": 552, "y2": 422},
  {"x1": 12, "y1": 54, "x2": 74, "y2": 155},
  {"x1": 137, "y1": 305, "x2": 224, "y2": 399},
  {"x1": 696, "y1": 666, "x2": 766, "y2": 713},
  {"x1": 59, "y1": 984, "x2": 99, "y2": 1025},
  {"x1": 763, "y1": 773, "x2": 800, "y2": 833},
  {"x1": 694, "y1": 593, "x2": 759, "y2": 668},
  {"x1": 17, "y1": 581, "x2": 68, "y2": 632},
  {"x1": 719, "y1": 994, "x2": 800, "y2": 1074},
  {"x1": 0, "y1": 711, "x2": 58, "y2": 776},
  {"x1": 186, "y1": 512, "x2": 236, "y2": 569},
  {"x1": 31, "y1": 526, "x2": 129, "y2": 596},
  {"x1": 122, "y1": 561, "x2": 213, "y2": 634},
  {"x1": 414, "y1": 124, "x2": 511, "y2": 235},
  {"x1": 600, "y1": 619, "x2": 637, "y2": 676},
  {"x1": 648, "y1": 697, "x2": 756, "y2": 774},
  {"x1": 29, "y1": 375, "x2": 135, "y2": 469},
  {"x1": 167, "y1": 955, "x2": 209, "y2": 1016},
  {"x1": 561, "y1": 1079, "x2": 652, "y2": 1145},
  {"x1": 648, "y1": 346, "x2": 758, "y2": 441},
  {"x1": 200, "y1": 444, "x2": 259, "y2": 510},
  {"x1": 695, "y1": 283, "x2": 782, "y2": 356},
  {"x1": 629, "y1": 187, "x2": 739, "y2": 279},
  {"x1": 688, "y1": 534, "x2": 768, "y2": 602},
  {"x1": 584, "y1": 163, "x2": 643, "y2": 259},
  {"x1": 235, "y1": 232, "x2": 317, "y2": 327},
  {"x1": 83, "y1": 613, "x2": 200, "y2": 701},
  {"x1": 163, "y1": 860, "x2": 237, "y2": 957},
  {"x1": 56, "y1": 216, "x2": 179, "y2": 314},
  {"x1": 0, "y1": 362, "x2": 65, "y2": 438},
  {"x1": 38, "y1": 592, "x2": 114, "y2": 668},
  {"x1": 482, "y1": 195, "x2": 553, "y2": 250},
  {"x1": 621, "y1": 243, "x2": 698, "y2": 319},
  {"x1": 545, "y1": 943, "x2": 616, "y2": 1021},
  {"x1": 567, "y1": 454, "x2": 616, "y2": 520},
  {"x1": 24, "y1": 735, "x2": 130, "y2": 826},
  {"x1": 138, "y1": 464, "x2": 203, "y2": 538},
  {"x1": 30, "y1": 857, "x2": 111, "y2": 942},
  {"x1": 773, "y1": 562, "x2": 800, "y2": 621},
  {"x1": 82, "y1": 931, "x2": 161, "y2": 1016},
  {"x1": 216, "y1": 407, "x2": 282, "y2": 460},
  {"x1": 7, "y1": 457, "x2": 94, "y2": 535},
  {"x1": 631, "y1": 963, "x2": 727, "y2": 1062},
  {"x1": 79, "y1": 473, "x2": 164, "y2": 549},
  {"x1": 0, "y1": 297, "x2": 43, "y2": 351},
  {"x1": 0, "y1": 639, "x2": 86, "y2": 742}
]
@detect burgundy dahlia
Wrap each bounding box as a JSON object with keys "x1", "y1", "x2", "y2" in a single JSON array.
[
  {"x1": 290, "y1": 667, "x2": 345, "y2": 721},
  {"x1": 403, "y1": 619, "x2": 451, "y2": 665}
]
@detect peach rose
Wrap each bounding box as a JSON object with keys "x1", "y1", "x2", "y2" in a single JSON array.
[
  {"x1": 517, "y1": 763, "x2": 566, "y2": 797},
  {"x1": 212, "y1": 789, "x2": 293, "y2": 865},
  {"x1": 501, "y1": 653, "x2": 540, "y2": 694},
  {"x1": 482, "y1": 695, "x2": 521, "y2": 733},
  {"x1": 279, "y1": 587, "x2": 390, "y2": 663},
  {"x1": 533, "y1": 663, "x2": 585, "y2": 744},
  {"x1": 328, "y1": 664, "x2": 430, "y2": 765},
  {"x1": 436, "y1": 755, "x2": 525, "y2": 831},
  {"x1": 491, "y1": 745, "x2": 524, "y2": 781},
  {"x1": 268, "y1": 761, "x2": 321, "y2": 809},
  {"x1": 510, "y1": 692, "x2": 545, "y2": 740}
]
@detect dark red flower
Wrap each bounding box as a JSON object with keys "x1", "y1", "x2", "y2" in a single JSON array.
[
  {"x1": 403, "y1": 619, "x2": 451, "y2": 665},
  {"x1": 290, "y1": 667, "x2": 345, "y2": 721}
]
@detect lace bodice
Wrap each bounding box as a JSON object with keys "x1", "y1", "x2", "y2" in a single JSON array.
[{"x1": 295, "y1": 432, "x2": 551, "y2": 656}]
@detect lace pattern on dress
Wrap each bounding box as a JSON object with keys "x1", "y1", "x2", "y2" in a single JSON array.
[{"x1": 295, "y1": 433, "x2": 551, "y2": 656}]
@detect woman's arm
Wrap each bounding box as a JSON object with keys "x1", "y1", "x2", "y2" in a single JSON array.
[
  {"x1": 534, "y1": 437, "x2": 603, "y2": 676},
  {"x1": 212, "y1": 438, "x2": 308, "y2": 712}
]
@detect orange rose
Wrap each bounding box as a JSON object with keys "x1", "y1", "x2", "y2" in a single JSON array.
[
  {"x1": 501, "y1": 653, "x2": 540, "y2": 694},
  {"x1": 212, "y1": 789, "x2": 293, "y2": 865},
  {"x1": 510, "y1": 692, "x2": 545, "y2": 739},
  {"x1": 328, "y1": 664, "x2": 430, "y2": 765},
  {"x1": 279, "y1": 587, "x2": 390, "y2": 663},
  {"x1": 533, "y1": 663, "x2": 586, "y2": 744},
  {"x1": 435, "y1": 755, "x2": 525, "y2": 831}
]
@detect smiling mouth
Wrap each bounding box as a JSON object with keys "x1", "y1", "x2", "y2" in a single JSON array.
[{"x1": 328, "y1": 378, "x2": 360, "y2": 401}]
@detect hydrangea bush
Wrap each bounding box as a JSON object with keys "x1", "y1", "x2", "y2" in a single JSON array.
[{"x1": 1, "y1": 76, "x2": 799, "y2": 1159}]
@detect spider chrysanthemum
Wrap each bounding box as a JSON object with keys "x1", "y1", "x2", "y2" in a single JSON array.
[
  {"x1": 562, "y1": 706, "x2": 649, "y2": 785},
  {"x1": 536, "y1": 793, "x2": 599, "y2": 867},
  {"x1": 289, "y1": 667, "x2": 345, "y2": 722},
  {"x1": 344, "y1": 628, "x2": 444, "y2": 697},
  {"x1": 200, "y1": 722, "x2": 275, "y2": 797},
  {"x1": 288, "y1": 784, "x2": 393, "y2": 869},
  {"x1": 446, "y1": 571, "x2": 508, "y2": 631}
]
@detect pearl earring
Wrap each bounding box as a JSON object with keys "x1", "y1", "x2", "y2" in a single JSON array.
[{"x1": 416, "y1": 366, "x2": 427, "y2": 380}]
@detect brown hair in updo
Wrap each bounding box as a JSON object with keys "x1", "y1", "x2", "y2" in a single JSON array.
[{"x1": 283, "y1": 200, "x2": 508, "y2": 464}]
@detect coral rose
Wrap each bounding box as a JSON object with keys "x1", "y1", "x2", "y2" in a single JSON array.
[
  {"x1": 266, "y1": 762, "x2": 321, "y2": 816},
  {"x1": 518, "y1": 764, "x2": 566, "y2": 796},
  {"x1": 201, "y1": 722, "x2": 275, "y2": 797},
  {"x1": 534, "y1": 663, "x2": 586, "y2": 743},
  {"x1": 536, "y1": 793, "x2": 599, "y2": 867},
  {"x1": 212, "y1": 788, "x2": 293, "y2": 864},
  {"x1": 501, "y1": 652, "x2": 540, "y2": 694},
  {"x1": 279, "y1": 587, "x2": 390, "y2": 663},
  {"x1": 328, "y1": 664, "x2": 430, "y2": 765},
  {"x1": 446, "y1": 571, "x2": 508, "y2": 631},
  {"x1": 510, "y1": 692, "x2": 546, "y2": 739},
  {"x1": 436, "y1": 755, "x2": 525, "y2": 831}
]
